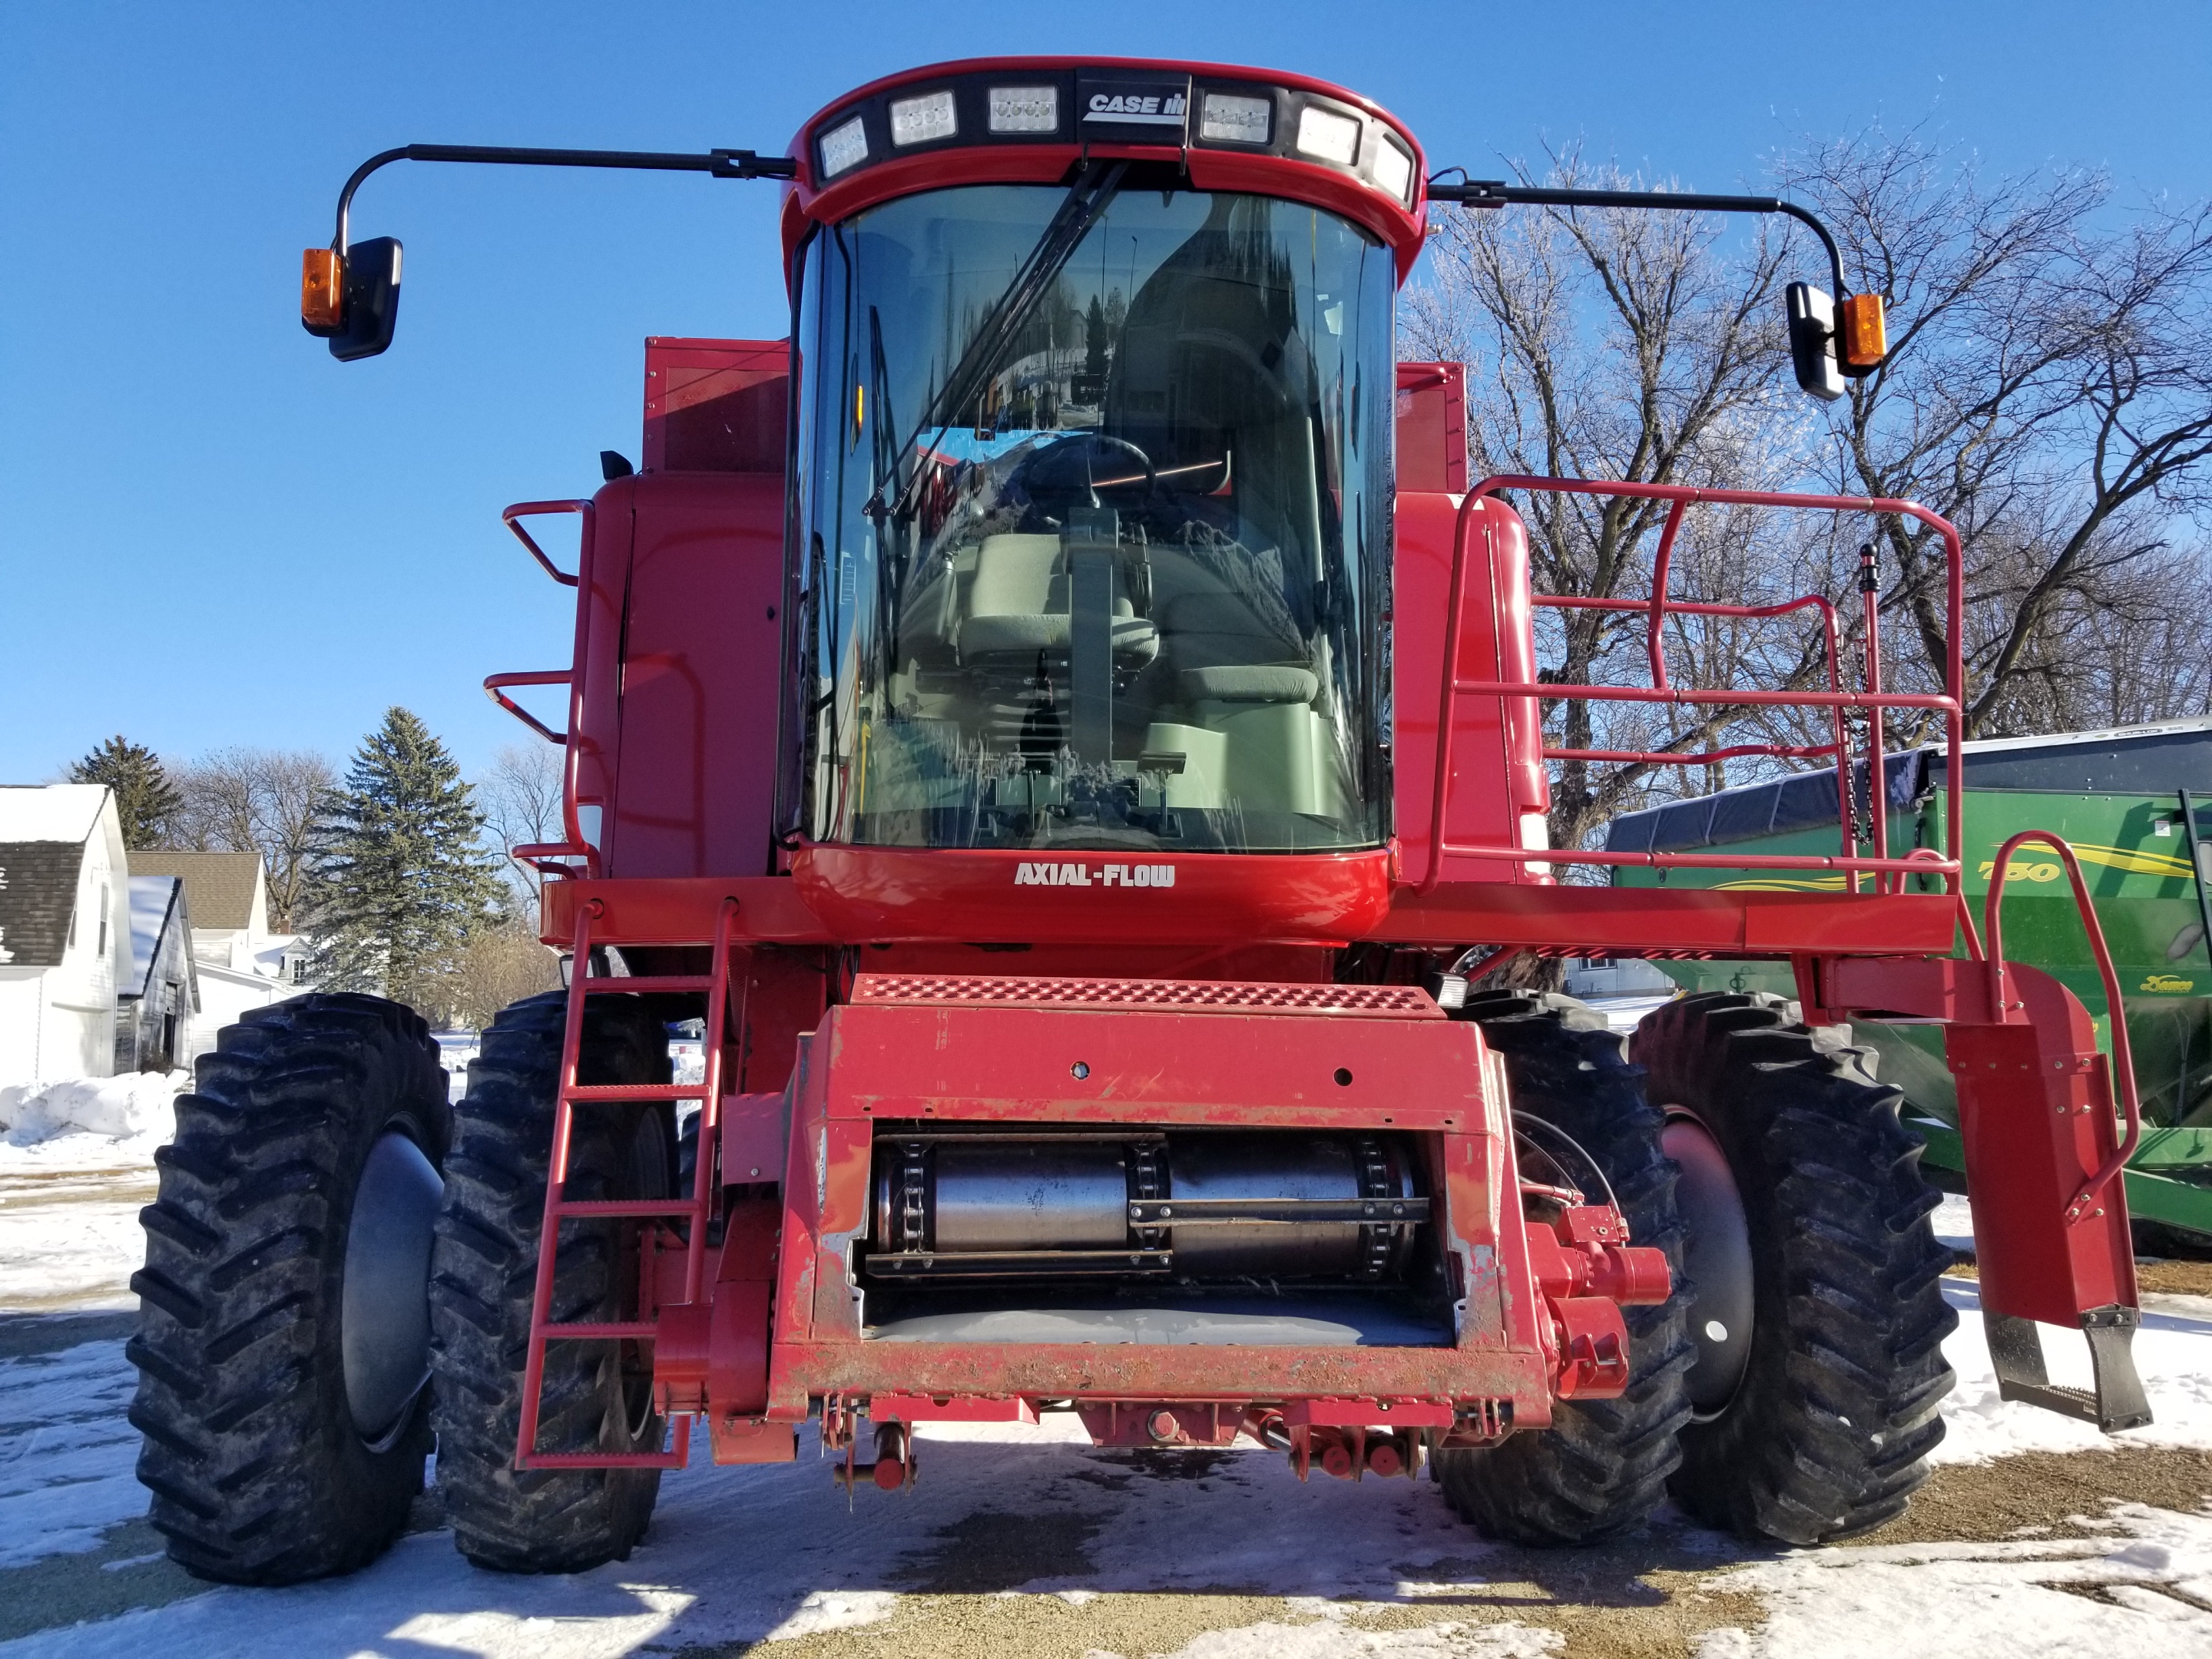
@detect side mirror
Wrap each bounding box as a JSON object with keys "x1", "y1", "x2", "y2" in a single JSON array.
[
  {"x1": 1786, "y1": 282, "x2": 1844, "y2": 402},
  {"x1": 298, "y1": 237, "x2": 403, "y2": 361}
]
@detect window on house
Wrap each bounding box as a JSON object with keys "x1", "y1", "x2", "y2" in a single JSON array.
[
  {"x1": 98, "y1": 886, "x2": 108, "y2": 957},
  {"x1": 291, "y1": 957, "x2": 310, "y2": 985}
]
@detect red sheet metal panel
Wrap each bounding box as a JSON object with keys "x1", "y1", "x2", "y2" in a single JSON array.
[
  {"x1": 1369, "y1": 881, "x2": 1959, "y2": 957},
  {"x1": 642, "y1": 336, "x2": 788, "y2": 474},
  {"x1": 757, "y1": 995, "x2": 1555, "y2": 1423},
  {"x1": 1396, "y1": 362, "x2": 1467, "y2": 494},
  {"x1": 1393, "y1": 492, "x2": 1545, "y2": 887},
  {"x1": 848, "y1": 973, "x2": 1442, "y2": 1018},
  {"x1": 604, "y1": 472, "x2": 786, "y2": 879}
]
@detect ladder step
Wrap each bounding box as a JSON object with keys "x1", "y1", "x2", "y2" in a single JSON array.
[
  {"x1": 561, "y1": 1083, "x2": 707, "y2": 1102},
  {"x1": 539, "y1": 1320, "x2": 661, "y2": 1339},
  {"x1": 579, "y1": 975, "x2": 714, "y2": 992},
  {"x1": 554, "y1": 1199, "x2": 700, "y2": 1219}
]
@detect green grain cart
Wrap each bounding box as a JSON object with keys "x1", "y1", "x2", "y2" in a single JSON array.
[{"x1": 1606, "y1": 719, "x2": 2212, "y2": 1243}]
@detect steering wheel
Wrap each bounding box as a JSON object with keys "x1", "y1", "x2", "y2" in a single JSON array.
[{"x1": 1015, "y1": 432, "x2": 1156, "y2": 511}]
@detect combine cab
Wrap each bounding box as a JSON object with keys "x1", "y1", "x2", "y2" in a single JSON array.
[{"x1": 129, "y1": 57, "x2": 2147, "y2": 1584}]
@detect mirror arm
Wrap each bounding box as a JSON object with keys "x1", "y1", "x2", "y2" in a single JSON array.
[
  {"x1": 1426, "y1": 178, "x2": 1848, "y2": 304},
  {"x1": 329, "y1": 142, "x2": 800, "y2": 250}
]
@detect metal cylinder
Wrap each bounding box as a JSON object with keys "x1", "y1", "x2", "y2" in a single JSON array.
[
  {"x1": 1165, "y1": 1134, "x2": 1370, "y2": 1277},
  {"x1": 873, "y1": 1139, "x2": 1130, "y2": 1252},
  {"x1": 869, "y1": 1131, "x2": 1420, "y2": 1280}
]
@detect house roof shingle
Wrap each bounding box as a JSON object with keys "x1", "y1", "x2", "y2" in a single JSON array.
[
  {"x1": 0, "y1": 841, "x2": 89, "y2": 968},
  {"x1": 127, "y1": 852, "x2": 264, "y2": 930}
]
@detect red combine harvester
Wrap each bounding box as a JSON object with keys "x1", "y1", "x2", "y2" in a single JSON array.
[{"x1": 131, "y1": 58, "x2": 2151, "y2": 1584}]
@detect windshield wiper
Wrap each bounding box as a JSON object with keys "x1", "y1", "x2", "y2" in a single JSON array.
[{"x1": 869, "y1": 160, "x2": 1129, "y2": 525}]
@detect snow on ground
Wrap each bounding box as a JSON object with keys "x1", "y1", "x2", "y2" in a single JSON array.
[
  {"x1": 0, "y1": 1075, "x2": 176, "y2": 1316},
  {"x1": 0, "y1": 1074, "x2": 182, "y2": 1152},
  {"x1": 1700, "y1": 1504, "x2": 2212, "y2": 1657},
  {"x1": 0, "y1": 1339, "x2": 142, "y2": 1569},
  {"x1": 5, "y1": 1084, "x2": 2212, "y2": 1654},
  {"x1": 2, "y1": 1276, "x2": 2210, "y2": 1656}
]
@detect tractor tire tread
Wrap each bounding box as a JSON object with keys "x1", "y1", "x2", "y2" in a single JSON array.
[
  {"x1": 127, "y1": 994, "x2": 447, "y2": 1584},
  {"x1": 1634, "y1": 992, "x2": 1957, "y2": 1545},
  {"x1": 1434, "y1": 992, "x2": 1695, "y2": 1547},
  {"x1": 429, "y1": 989, "x2": 674, "y2": 1575}
]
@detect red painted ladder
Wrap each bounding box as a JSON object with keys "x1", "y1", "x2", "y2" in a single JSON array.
[{"x1": 513, "y1": 894, "x2": 740, "y2": 1469}]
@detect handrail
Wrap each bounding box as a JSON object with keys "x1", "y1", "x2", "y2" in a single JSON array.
[
  {"x1": 1422, "y1": 475, "x2": 1967, "y2": 898},
  {"x1": 1982, "y1": 830, "x2": 2141, "y2": 1224},
  {"x1": 484, "y1": 669, "x2": 571, "y2": 744},
  {"x1": 503, "y1": 499, "x2": 593, "y2": 586}
]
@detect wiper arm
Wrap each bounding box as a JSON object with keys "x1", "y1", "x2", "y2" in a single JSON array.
[{"x1": 870, "y1": 160, "x2": 1129, "y2": 524}]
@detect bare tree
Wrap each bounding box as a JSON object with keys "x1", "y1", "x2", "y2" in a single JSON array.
[
  {"x1": 1404, "y1": 153, "x2": 1813, "y2": 856},
  {"x1": 1406, "y1": 131, "x2": 2212, "y2": 889},
  {"x1": 446, "y1": 914, "x2": 562, "y2": 1031},
  {"x1": 1780, "y1": 131, "x2": 2212, "y2": 737},
  {"x1": 475, "y1": 742, "x2": 565, "y2": 922},
  {"x1": 170, "y1": 748, "x2": 336, "y2": 931}
]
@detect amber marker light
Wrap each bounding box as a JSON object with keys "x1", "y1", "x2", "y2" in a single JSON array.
[
  {"x1": 1838, "y1": 293, "x2": 1887, "y2": 373},
  {"x1": 301, "y1": 247, "x2": 344, "y2": 333}
]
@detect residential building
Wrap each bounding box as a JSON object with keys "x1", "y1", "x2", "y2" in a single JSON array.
[
  {"x1": 127, "y1": 852, "x2": 310, "y2": 1059},
  {"x1": 0, "y1": 786, "x2": 133, "y2": 1083}
]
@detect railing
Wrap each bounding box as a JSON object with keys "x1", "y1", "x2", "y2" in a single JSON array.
[
  {"x1": 1424, "y1": 476, "x2": 1965, "y2": 899},
  {"x1": 483, "y1": 498, "x2": 601, "y2": 880}
]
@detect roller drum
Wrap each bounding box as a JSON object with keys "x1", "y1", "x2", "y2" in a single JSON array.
[{"x1": 868, "y1": 1131, "x2": 1419, "y2": 1280}]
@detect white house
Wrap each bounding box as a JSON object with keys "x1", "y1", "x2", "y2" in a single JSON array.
[
  {"x1": 0, "y1": 786, "x2": 133, "y2": 1084},
  {"x1": 127, "y1": 853, "x2": 311, "y2": 1061}
]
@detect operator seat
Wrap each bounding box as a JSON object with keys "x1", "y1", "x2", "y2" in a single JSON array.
[{"x1": 955, "y1": 532, "x2": 1161, "y2": 668}]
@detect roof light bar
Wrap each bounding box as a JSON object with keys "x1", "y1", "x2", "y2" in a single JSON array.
[
  {"x1": 889, "y1": 90, "x2": 957, "y2": 147},
  {"x1": 988, "y1": 85, "x2": 1058, "y2": 133},
  {"x1": 1371, "y1": 136, "x2": 1413, "y2": 205},
  {"x1": 819, "y1": 115, "x2": 869, "y2": 177},
  {"x1": 1199, "y1": 91, "x2": 1272, "y2": 145},
  {"x1": 1295, "y1": 106, "x2": 1360, "y2": 167}
]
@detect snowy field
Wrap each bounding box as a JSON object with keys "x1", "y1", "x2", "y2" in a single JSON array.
[{"x1": 5, "y1": 1078, "x2": 2212, "y2": 1655}]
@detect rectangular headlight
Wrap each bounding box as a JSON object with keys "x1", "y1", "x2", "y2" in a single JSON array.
[
  {"x1": 988, "y1": 84, "x2": 1058, "y2": 134},
  {"x1": 889, "y1": 90, "x2": 957, "y2": 147},
  {"x1": 819, "y1": 115, "x2": 869, "y2": 178},
  {"x1": 1372, "y1": 136, "x2": 1413, "y2": 204},
  {"x1": 1199, "y1": 92, "x2": 1271, "y2": 145},
  {"x1": 1294, "y1": 106, "x2": 1361, "y2": 167}
]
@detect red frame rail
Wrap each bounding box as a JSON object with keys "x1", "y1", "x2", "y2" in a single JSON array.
[{"x1": 1424, "y1": 476, "x2": 1965, "y2": 896}]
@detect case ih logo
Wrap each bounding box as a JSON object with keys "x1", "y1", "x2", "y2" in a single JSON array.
[
  {"x1": 1083, "y1": 91, "x2": 1187, "y2": 125},
  {"x1": 1013, "y1": 860, "x2": 1177, "y2": 889}
]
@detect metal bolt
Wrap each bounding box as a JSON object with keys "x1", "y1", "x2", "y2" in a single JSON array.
[
  {"x1": 1146, "y1": 1409, "x2": 1179, "y2": 1443},
  {"x1": 1071, "y1": 1061, "x2": 1091, "y2": 1079}
]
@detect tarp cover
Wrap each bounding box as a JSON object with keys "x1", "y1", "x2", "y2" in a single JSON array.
[{"x1": 1605, "y1": 721, "x2": 2212, "y2": 855}]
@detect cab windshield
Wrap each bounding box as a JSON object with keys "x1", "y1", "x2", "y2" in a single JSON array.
[{"x1": 792, "y1": 180, "x2": 1394, "y2": 853}]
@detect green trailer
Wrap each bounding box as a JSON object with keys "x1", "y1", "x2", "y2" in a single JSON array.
[{"x1": 1605, "y1": 719, "x2": 2212, "y2": 1241}]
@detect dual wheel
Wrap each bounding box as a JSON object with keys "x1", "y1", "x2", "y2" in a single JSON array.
[
  {"x1": 1436, "y1": 991, "x2": 1959, "y2": 1547},
  {"x1": 129, "y1": 991, "x2": 675, "y2": 1584},
  {"x1": 131, "y1": 985, "x2": 1956, "y2": 1581}
]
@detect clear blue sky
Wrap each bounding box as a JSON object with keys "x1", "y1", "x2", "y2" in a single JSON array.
[{"x1": 4, "y1": 2, "x2": 2207, "y2": 783}]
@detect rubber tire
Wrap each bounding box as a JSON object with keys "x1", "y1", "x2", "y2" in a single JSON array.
[
  {"x1": 429, "y1": 989, "x2": 676, "y2": 1574},
  {"x1": 1633, "y1": 992, "x2": 1958, "y2": 1544},
  {"x1": 1433, "y1": 992, "x2": 1695, "y2": 1545},
  {"x1": 127, "y1": 994, "x2": 450, "y2": 1584}
]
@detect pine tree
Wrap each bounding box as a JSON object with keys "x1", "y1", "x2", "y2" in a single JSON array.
[
  {"x1": 68, "y1": 736, "x2": 182, "y2": 849},
  {"x1": 303, "y1": 707, "x2": 508, "y2": 1022},
  {"x1": 1083, "y1": 293, "x2": 1110, "y2": 380}
]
